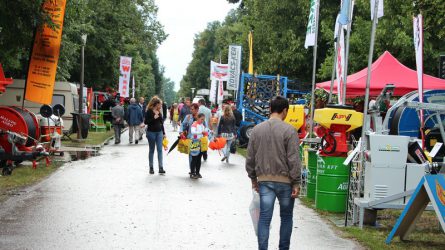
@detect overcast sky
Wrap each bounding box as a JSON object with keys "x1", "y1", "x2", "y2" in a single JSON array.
[{"x1": 155, "y1": 0, "x2": 237, "y2": 91}]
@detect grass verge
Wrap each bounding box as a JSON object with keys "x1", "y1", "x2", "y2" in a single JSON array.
[
  {"x1": 62, "y1": 130, "x2": 114, "y2": 147},
  {"x1": 0, "y1": 161, "x2": 63, "y2": 202},
  {"x1": 301, "y1": 197, "x2": 444, "y2": 250}
]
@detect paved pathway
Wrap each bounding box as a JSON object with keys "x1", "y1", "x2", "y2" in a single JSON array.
[{"x1": 0, "y1": 123, "x2": 361, "y2": 249}]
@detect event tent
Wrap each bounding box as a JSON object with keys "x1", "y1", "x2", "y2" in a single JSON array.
[{"x1": 316, "y1": 51, "x2": 445, "y2": 97}]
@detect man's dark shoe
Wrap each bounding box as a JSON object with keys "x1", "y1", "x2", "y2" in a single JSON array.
[
  {"x1": 197, "y1": 173, "x2": 202, "y2": 178},
  {"x1": 149, "y1": 168, "x2": 154, "y2": 174},
  {"x1": 135, "y1": 140, "x2": 138, "y2": 144},
  {"x1": 159, "y1": 168, "x2": 166, "y2": 174},
  {"x1": 129, "y1": 141, "x2": 133, "y2": 144}
]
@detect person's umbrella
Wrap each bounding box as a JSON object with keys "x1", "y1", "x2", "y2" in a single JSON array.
[{"x1": 167, "y1": 136, "x2": 181, "y2": 155}]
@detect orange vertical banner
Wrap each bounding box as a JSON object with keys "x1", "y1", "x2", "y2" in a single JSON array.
[{"x1": 25, "y1": 0, "x2": 67, "y2": 105}]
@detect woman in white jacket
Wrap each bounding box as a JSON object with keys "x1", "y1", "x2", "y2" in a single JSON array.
[{"x1": 190, "y1": 113, "x2": 208, "y2": 179}]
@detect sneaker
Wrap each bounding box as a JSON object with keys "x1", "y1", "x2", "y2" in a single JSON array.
[
  {"x1": 191, "y1": 174, "x2": 199, "y2": 179},
  {"x1": 135, "y1": 140, "x2": 138, "y2": 144},
  {"x1": 159, "y1": 168, "x2": 166, "y2": 174},
  {"x1": 197, "y1": 173, "x2": 202, "y2": 178},
  {"x1": 139, "y1": 136, "x2": 143, "y2": 141},
  {"x1": 189, "y1": 172, "x2": 195, "y2": 178},
  {"x1": 221, "y1": 156, "x2": 227, "y2": 162},
  {"x1": 149, "y1": 168, "x2": 154, "y2": 174}
]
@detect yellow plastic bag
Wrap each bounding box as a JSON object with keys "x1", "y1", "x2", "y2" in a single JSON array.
[
  {"x1": 177, "y1": 139, "x2": 192, "y2": 154},
  {"x1": 200, "y1": 137, "x2": 208, "y2": 152},
  {"x1": 162, "y1": 138, "x2": 169, "y2": 150}
]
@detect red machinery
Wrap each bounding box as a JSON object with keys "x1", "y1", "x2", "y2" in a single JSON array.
[
  {"x1": 313, "y1": 104, "x2": 363, "y2": 156},
  {"x1": 0, "y1": 106, "x2": 49, "y2": 175},
  {"x1": 0, "y1": 64, "x2": 13, "y2": 93}
]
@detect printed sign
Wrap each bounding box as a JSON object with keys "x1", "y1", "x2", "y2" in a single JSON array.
[
  {"x1": 25, "y1": 0, "x2": 67, "y2": 105},
  {"x1": 210, "y1": 61, "x2": 228, "y2": 81},
  {"x1": 227, "y1": 45, "x2": 242, "y2": 91},
  {"x1": 118, "y1": 56, "x2": 132, "y2": 98}
]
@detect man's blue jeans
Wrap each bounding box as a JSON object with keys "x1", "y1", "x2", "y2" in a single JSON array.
[
  {"x1": 258, "y1": 182, "x2": 295, "y2": 250},
  {"x1": 146, "y1": 131, "x2": 163, "y2": 169}
]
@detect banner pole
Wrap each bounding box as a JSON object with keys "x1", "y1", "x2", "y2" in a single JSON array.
[
  {"x1": 308, "y1": 0, "x2": 320, "y2": 138},
  {"x1": 329, "y1": 24, "x2": 341, "y2": 103},
  {"x1": 360, "y1": 0, "x2": 380, "y2": 155},
  {"x1": 342, "y1": 0, "x2": 354, "y2": 104}
]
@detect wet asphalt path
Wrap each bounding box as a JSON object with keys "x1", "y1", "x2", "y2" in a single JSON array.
[{"x1": 0, "y1": 123, "x2": 361, "y2": 250}]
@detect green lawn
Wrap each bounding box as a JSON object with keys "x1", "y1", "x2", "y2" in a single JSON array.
[
  {"x1": 62, "y1": 130, "x2": 114, "y2": 147},
  {"x1": 300, "y1": 197, "x2": 445, "y2": 250},
  {"x1": 0, "y1": 161, "x2": 62, "y2": 202}
]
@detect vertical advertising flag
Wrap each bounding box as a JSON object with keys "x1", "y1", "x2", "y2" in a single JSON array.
[
  {"x1": 210, "y1": 61, "x2": 229, "y2": 81},
  {"x1": 248, "y1": 31, "x2": 254, "y2": 74},
  {"x1": 119, "y1": 56, "x2": 132, "y2": 98},
  {"x1": 370, "y1": 0, "x2": 384, "y2": 20},
  {"x1": 227, "y1": 45, "x2": 242, "y2": 91},
  {"x1": 336, "y1": 27, "x2": 346, "y2": 104},
  {"x1": 209, "y1": 79, "x2": 217, "y2": 103},
  {"x1": 217, "y1": 80, "x2": 224, "y2": 105},
  {"x1": 304, "y1": 0, "x2": 319, "y2": 49},
  {"x1": 338, "y1": 0, "x2": 351, "y2": 25},
  {"x1": 25, "y1": 0, "x2": 67, "y2": 105},
  {"x1": 413, "y1": 14, "x2": 423, "y2": 104}
]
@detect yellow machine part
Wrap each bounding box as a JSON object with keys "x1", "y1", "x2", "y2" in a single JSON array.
[
  {"x1": 313, "y1": 108, "x2": 363, "y2": 132},
  {"x1": 285, "y1": 105, "x2": 305, "y2": 130}
]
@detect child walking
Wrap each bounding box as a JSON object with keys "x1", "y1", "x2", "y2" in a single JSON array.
[{"x1": 190, "y1": 113, "x2": 208, "y2": 179}]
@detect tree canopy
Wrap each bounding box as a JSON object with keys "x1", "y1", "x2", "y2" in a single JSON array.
[
  {"x1": 0, "y1": 0, "x2": 174, "y2": 100},
  {"x1": 179, "y1": 0, "x2": 445, "y2": 98}
]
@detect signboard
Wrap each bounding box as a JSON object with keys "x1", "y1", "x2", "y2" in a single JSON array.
[
  {"x1": 209, "y1": 79, "x2": 217, "y2": 103},
  {"x1": 217, "y1": 80, "x2": 224, "y2": 105},
  {"x1": 118, "y1": 56, "x2": 132, "y2": 98},
  {"x1": 25, "y1": 0, "x2": 67, "y2": 105},
  {"x1": 210, "y1": 61, "x2": 228, "y2": 81},
  {"x1": 227, "y1": 45, "x2": 242, "y2": 91},
  {"x1": 386, "y1": 175, "x2": 445, "y2": 243}
]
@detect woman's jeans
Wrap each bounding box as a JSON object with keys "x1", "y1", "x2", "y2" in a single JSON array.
[
  {"x1": 222, "y1": 139, "x2": 233, "y2": 158},
  {"x1": 146, "y1": 131, "x2": 163, "y2": 169},
  {"x1": 258, "y1": 182, "x2": 295, "y2": 250}
]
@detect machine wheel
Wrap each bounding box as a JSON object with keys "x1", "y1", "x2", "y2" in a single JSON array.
[
  {"x1": 321, "y1": 133, "x2": 337, "y2": 155},
  {"x1": 240, "y1": 124, "x2": 255, "y2": 143}
]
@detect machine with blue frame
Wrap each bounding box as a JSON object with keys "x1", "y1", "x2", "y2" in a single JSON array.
[{"x1": 236, "y1": 73, "x2": 308, "y2": 145}]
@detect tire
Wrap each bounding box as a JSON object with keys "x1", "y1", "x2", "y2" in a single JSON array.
[{"x1": 240, "y1": 124, "x2": 255, "y2": 143}]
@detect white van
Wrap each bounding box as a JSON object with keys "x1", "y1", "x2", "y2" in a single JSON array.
[{"x1": 0, "y1": 79, "x2": 79, "y2": 131}]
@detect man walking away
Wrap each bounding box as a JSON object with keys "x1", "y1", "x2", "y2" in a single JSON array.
[
  {"x1": 111, "y1": 100, "x2": 125, "y2": 144},
  {"x1": 127, "y1": 98, "x2": 144, "y2": 144},
  {"x1": 231, "y1": 103, "x2": 242, "y2": 127},
  {"x1": 178, "y1": 97, "x2": 191, "y2": 123},
  {"x1": 198, "y1": 99, "x2": 211, "y2": 161},
  {"x1": 245, "y1": 96, "x2": 301, "y2": 250}
]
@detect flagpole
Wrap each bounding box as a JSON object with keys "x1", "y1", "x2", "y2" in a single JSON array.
[
  {"x1": 329, "y1": 22, "x2": 342, "y2": 103},
  {"x1": 360, "y1": 0, "x2": 380, "y2": 153},
  {"x1": 342, "y1": 0, "x2": 354, "y2": 104},
  {"x1": 308, "y1": 0, "x2": 320, "y2": 138}
]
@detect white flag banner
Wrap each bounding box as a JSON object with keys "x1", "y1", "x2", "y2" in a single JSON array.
[
  {"x1": 227, "y1": 45, "x2": 242, "y2": 91},
  {"x1": 334, "y1": 14, "x2": 341, "y2": 39},
  {"x1": 217, "y1": 80, "x2": 224, "y2": 105},
  {"x1": 132, "y1": 76, "x2": 135, "y2": 98},
  {"x1": 304, "y1": 0, "x2": 319, "y2": 49},
  {"x1": 210, "y1": 61, "x2": 229, "y2": 81},
  {"x1": 370, "y1": 0, "x2": 384, "y2": 20},
  {"x1": 209, "y1": 79, "x2": 217, "y2": 103},
  {"x1": 118, "y1": 56, "x2": 132, "y2": 98},
  {"x1": 336, "y1": 27, "x2": 346, "y2": 104},
  {"x1": 413, "y1": 14, "x2": 423, "y2": 104}
]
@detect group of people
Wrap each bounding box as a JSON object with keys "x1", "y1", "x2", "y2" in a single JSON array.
[
  {"x1": 111, "y1": 96, "x2": 167, "y2": 174},
  {"x1": 175, "y1": 97, "x2": 239, "y2": 179},
  {"x1": 112, "y1": 94, "x2": 302, "y2": 249}
]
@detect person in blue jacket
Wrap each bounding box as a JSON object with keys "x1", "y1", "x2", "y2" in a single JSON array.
[{"x1": 127, "y1": 98, "x2": 144, "y2": 144}]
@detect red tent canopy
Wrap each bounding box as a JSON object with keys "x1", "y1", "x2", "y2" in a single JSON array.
[{"x1": 316, "y1": 51, "x2": 445, "y2": 97}]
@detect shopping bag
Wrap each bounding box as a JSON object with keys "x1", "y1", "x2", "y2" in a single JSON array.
[
  {"x1": 200, "y1": 137, "x2": 208, "y2": 152},
  {"x1": 190, "y1": 139, "x2": 201, "y2": 156},
  {"x1": 249, "y1": 189, "x2": 260, "y2": 236}
]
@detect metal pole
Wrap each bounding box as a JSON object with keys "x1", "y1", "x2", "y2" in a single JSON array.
[
  {"x1": 329, "y1": 25, "x2": 341, "y2": 103},
  {"x1": 342, "y1": 0, "x2": 354, "y2": 104},
  {"x1": 308, "y1": 0, "x2": 320, "y2": 138},
  {"x1": 77, "y1": 42, "x2": 85, "y2": 139},
  {"x1": 360, "y1": 0, "x2": 380, "y2": 153}
]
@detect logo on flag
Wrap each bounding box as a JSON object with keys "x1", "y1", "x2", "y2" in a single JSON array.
[
  {"x1": 210, "y1": 61, "x2": 229, "y2": 81},
  {"x1": 304, "y1": 0, "x2": 319, "y2": 49},
  {"x1": 119, "y1": 56, "x2": 132, "y2": 98}
]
